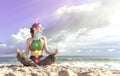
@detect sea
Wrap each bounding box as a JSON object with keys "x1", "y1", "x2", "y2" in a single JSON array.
[{"x1": 0, "y1": 55, "x2": 120, "y2": 70}]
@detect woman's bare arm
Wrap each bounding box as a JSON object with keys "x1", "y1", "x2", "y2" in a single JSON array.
[
  {"x1": 42, "y1": 37, "x2": 54, "y2": 55},
  {"x1": 24, "y1": 38, "x2": 30, "y2": 55}
]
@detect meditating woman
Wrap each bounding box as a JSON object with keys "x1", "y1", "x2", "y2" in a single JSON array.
[{"x1": 16, "y1": 21, "x2": 58, "y2": 66}]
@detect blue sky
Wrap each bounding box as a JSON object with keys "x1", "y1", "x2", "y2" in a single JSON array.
[
  {"x1": 0, "y1": 0, "x2": 86, "y2": 41},
  {"x1": 0, "y1": 0, "x2": 120, "y2": 56}
]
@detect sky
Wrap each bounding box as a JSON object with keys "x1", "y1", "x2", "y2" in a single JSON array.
[{"x1": 0, "y1": 0, "x2": 120, "y2": 56}]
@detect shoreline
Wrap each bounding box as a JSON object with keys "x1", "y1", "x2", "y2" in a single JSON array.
[{"x1": 0, "y1": 64, "x2": 120, "y2": 76}]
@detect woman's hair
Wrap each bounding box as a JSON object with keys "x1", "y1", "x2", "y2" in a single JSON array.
[
  {"x1": 30, "y1": 22, "x2": 40, "y2": 38},
  {"x1": 30, "y1": 27, "x2": 34, "y2": 38}
]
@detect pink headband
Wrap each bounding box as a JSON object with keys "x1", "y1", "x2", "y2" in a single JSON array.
[{"x1": 32, "y1": 21, "x2": 41, "y2": 28}]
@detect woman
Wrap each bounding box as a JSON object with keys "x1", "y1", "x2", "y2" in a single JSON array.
[{"x1": 16, "y1": 21, "x2": 58, "y2": 66}]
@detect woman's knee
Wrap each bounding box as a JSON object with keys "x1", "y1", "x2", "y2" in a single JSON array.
[
  {"x1": 39, "y1": 54, "x2": 56, "y2": 66},
  {"x1": 49, "y1": 54, "x2": 56, "y2": 62}
]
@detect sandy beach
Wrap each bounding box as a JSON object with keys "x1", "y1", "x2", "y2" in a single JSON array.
[{"x1": 0, "y1": 64, "x2": 120, "y2": 76}]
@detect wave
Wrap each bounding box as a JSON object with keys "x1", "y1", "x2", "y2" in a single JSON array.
[{"x1": 54, "y1": 61, "x2": 120, "y2": 70}]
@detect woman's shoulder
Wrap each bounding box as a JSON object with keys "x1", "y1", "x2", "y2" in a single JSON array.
[
  {"x1": 26, "y1": 37, "x2": 32, "y2": 41},
  {"x1": 41, "y1": 36, "x2": 47, "y2": 40}
]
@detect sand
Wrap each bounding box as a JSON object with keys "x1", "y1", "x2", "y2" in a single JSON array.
[{"x1": 0, "y1": 64, "x2": 120, "y2": 76}]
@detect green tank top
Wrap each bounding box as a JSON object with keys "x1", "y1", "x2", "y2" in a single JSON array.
[{"x1": 30, "y1": 40, "x2": 43, "y2": 51}]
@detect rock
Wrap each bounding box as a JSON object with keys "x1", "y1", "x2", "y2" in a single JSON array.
[
  {"x1": 59, "y1": 70, "x2": 69, "y2": 76},
  {"x1": 5, "y1": 73, "x2": 15, "y2": 76},
  {"x1": 78, "y1": 72, "x2": 90, "y2": 76},
  {"x1": 59, "y1": 69, "x2": 77, "y2": 76},
  {"x1": 31, "y1": 73, "x2": 38, "y2": 76}
]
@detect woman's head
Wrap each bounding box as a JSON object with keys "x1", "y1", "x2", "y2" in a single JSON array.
[{"x1": 30, "y1": 21, "x2": 43, "y2": 38}]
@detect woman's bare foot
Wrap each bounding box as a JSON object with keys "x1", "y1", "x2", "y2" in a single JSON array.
[{"x1": 16, "y1": 48, "x2": 21, "y2": 54}]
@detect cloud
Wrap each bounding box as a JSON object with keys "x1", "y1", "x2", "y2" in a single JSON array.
[
  {"x1": 45, "y1": 0, "x2": 111, "y2": 37},
  {"x1": 0, "y1": 43, "x2": 7, "y2": 48},
  {"x1": 9, "y1": 28, "x2": 31, "y2": 49},
  {"x1": 45, "y1": 0, "x2": 120, "y2": 37},
  {"x1": 0, "y1": 28, "x2": 31, "y2": 54},
  {"x1": 107, "y1": 49, "x2": 115, "y2": 52},
  {"x1": 44, "y1": 0, "x2": 120, "y2": 55},
  {"x1": 11, "y1": 28, "x2": 30, "y2": 43},
  {"x1": 0, "y1": 42, "x2": 15, "y2": 54}
]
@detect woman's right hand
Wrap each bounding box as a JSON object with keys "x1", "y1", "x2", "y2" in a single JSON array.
[
  {"x1": 54, "y1": 49, "x2": 59, "y2": 55},
  {"x1": 16, "y1": 48, "x2": 20, "y2": 54}
]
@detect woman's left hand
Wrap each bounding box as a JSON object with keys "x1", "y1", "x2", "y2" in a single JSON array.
[{"x1": 54, "y1": 49, "x2": 59, "y2": 55}]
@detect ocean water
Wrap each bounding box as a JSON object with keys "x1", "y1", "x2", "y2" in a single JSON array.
[{"x1": 0, "y1": 55, "x2": 120, "y2": 70}]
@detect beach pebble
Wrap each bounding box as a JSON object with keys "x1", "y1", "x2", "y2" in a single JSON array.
[
  {"x1": 31, "y1": 73, "x2": 38, "y2": 76},
  {"x1": 59, "y1": 70, "x2": 69, "y2": 76},
  {"x1": 59, "y1": 69, "x2": 77, "y2": 76},
  {"x1": 4, "y1": 72, "x2": 15, "y2": 76}
]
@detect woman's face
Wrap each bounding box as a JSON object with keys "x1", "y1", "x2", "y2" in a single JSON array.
[{"x1": 33, "y1": 24, "x2": 43, "y2": 33}]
